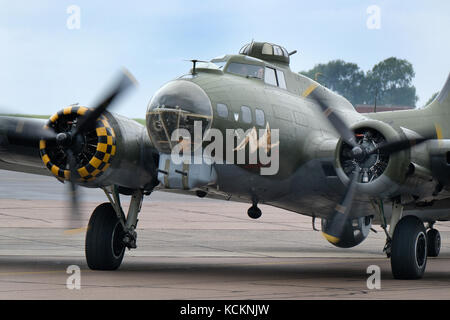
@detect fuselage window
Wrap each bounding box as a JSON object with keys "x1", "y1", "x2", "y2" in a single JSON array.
[
  {"x1": 276, "y1": 70, "x2": 287, "y2": 89},
  {"x1": 241, "y1": 106, "x2": 252, "y2": 124},
  {"x1": 227, "y1": 63, "x2": 264, "y2": 79},
  {"x1": 255, "y1": 109, "x2": 265, "y2": 126},
  {"x1": 264, "y1": 67, "x2": 277, "y2": 86},
  {"x1": 217, "y1": 103, "x2": 229, "y2": 118}
]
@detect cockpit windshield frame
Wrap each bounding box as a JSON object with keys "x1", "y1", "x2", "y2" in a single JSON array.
[{"x1": 225, "y1": 62, "x2": 264, "y2": 80}]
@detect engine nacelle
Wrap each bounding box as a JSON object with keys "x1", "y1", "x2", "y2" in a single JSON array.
[
  {"x1": 39, "y1": 105, "x2": 158, "y2": 192},
  {"x1": 335, "y1": 119, "x2": 410, "y2": 198},
  {"x1": 40, "y1": 106, "x2": 116, "y2": 182},
  {"x1": 322, "y1": 216, "x2": 372, "y2": 248}
]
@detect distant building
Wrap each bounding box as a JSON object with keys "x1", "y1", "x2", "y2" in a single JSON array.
[{"x1": 354, "y1": 104, "x2": 415, "y2": 113}]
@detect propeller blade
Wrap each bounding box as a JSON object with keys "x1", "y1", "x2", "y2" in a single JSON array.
[
  {"x1": 0, "y1": 116, "x2": 56, "y2": 144},
  {"x1": 66, "y1": 149, "x2": 81, "y2": 227},
  {"x1": 322, "y1": 168, "x2": 361, "y2": 244},
  {"x1": 368, "y1": 133, "x2": 436, "y2": 156},
  {"x1": 74, "y1": 69, "x2": 137, "y2": 136},
  {"x1": 309, "y1": 89, "x2": 357, "y2": 148}
]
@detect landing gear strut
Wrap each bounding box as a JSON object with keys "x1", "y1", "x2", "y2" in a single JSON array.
[{"x1": 85, "y1": 187, "x2": 144, "y2": 270}]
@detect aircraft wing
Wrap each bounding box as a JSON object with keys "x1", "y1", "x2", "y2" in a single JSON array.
[
  {"x1": 0, "y1": 113, "x2": 159, "y2": 192},
  {"x1": 0, "y1": 116, "x2": 50, "y2": 176}
]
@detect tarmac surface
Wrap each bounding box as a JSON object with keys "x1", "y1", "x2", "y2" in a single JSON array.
[{"x1": 0, "y1": 170, "x2": 449, "y2": 299}]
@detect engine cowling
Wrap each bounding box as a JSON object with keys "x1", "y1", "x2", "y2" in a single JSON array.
[
  {"x1": 39, "y1": 105, "x2": 116, "y2": 182},
  {"x1": 334, "y1": 119, "x2": 410, "y2": 198},
  {"x1": 322, "y1": 215, "x2": 373, "y2": 248},
  {"x1": 37, "y1": 105, "x2": 158, "y2": 192}
]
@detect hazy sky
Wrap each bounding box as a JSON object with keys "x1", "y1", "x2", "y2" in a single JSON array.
[{"x1": 1, "y1": 0, "x2": 449, "y2": 118}]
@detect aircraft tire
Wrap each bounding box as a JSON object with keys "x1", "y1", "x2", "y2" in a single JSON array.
[
  {"x1": 247, "y1": 206, "x2": 262, "y2": 219},
  {"x1": 427, "y1": 229, "x2": 441, "y2": 257},
  {"x1": 85, "y1": 203, "x2": 125, "y2": 270},
  {"x1": 391, "y1": 216, "x2": 427, "y2": 279}
]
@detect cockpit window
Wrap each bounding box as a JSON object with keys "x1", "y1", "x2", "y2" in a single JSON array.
[
  {"x1": 264, "y1": 67, "x2": 277, "y2": 86},
  {"x1": 226, "y1": 62, "x2": 264, "y2": 79},
  {"x1": 210, "y1": 60, "x2": 227, "y2": 69},
  {"x1": 276, "y1": 69, "x2": 287, "y2": 89},
  {"x1": 196, "y1": 61, "x2": 225, "y2": 70}
]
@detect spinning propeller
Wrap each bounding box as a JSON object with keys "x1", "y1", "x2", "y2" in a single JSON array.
[
  {"x1": 308, "y1": 86, "x2": 436, "y2": 243},
  {"x1": 0, "y1": 69, "x2": 137, "y2": 227}
]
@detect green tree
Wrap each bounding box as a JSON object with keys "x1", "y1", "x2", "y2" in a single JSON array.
[
  {"x1": 366, "y1": 57, "x2": 418, "y2": 106},
  {"x1": 300, "y1": 57, "x2": 418, "y2": 107},
  {"x1": 300, "y1": 60, "x2": 366, "y2": 105}
]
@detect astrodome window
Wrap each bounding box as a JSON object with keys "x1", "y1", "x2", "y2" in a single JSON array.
[
  {"x1": 239, "y1": 44, "x2": 250, "y2": 55},
  {"x1": 273, "y1": 45, "x2": 283, "y2": 56},
  {"x1": 262, "y1": 43, "x2": 273, "y2": 55},
  {"x1": 226, "y1": 63, "x2": 264, "y2": 79}
]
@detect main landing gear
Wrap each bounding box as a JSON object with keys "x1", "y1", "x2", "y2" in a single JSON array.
[
  {"x1": 390, "y1": 216, "x2": 428, "y2": 279},
  {"x1": 85, "y1": 188, "x2": 144, "y2": 270},
  {"x1": 379, "y1": 200, "x2": 441, "y2": 279},
  {"x1": 427, "y1": 225, "x2": 441, "y2": 257}
]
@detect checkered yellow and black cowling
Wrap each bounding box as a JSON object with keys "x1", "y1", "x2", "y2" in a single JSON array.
[{"x1": 39, "y1": 106, "x2": 116, "y2": 182}]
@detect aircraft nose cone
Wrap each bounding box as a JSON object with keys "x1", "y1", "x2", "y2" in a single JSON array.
[
  {"x1": 147, "y1": 80, "x2": 212, "y2": 116},
  {"x1": 146, "y1": 80, "x2": 213, "y2": 154}
]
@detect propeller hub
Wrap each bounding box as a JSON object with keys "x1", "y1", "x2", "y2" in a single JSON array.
[
  {"x1": 351, "y1": 146, "x2": 365, "y2": 160},
  {"x1": 40, "y1": 106, "x2": 116, "y2": 182},
  {"x1": 339, "y1": 128, "x2": 389, "y2": 183},
  {"x1": 56, "y1": 132, "x2": 72, "y2": 148}
]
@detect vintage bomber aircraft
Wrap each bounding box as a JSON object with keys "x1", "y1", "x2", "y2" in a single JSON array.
[{"x1": 0, "y1": 41, "x2": 449, "y2": 279}]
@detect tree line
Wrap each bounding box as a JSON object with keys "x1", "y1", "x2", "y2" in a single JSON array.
[{"x1": 300, "y1": 57, "x2": 429, "y2": 107}]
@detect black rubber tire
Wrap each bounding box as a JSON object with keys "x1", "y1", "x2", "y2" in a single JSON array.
[
  {"x1": 391, "y1": 216, "x2": 427, "y2": 279},
  {"x1": 247, "y1": 206, "x2": 262, "y2": 219},
  {"x1": 427, "y1": 229, "x2": 441, "y2": 257},
  {"x1": 85, "y1": 203, "x2": 125, "y2": 270}
]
